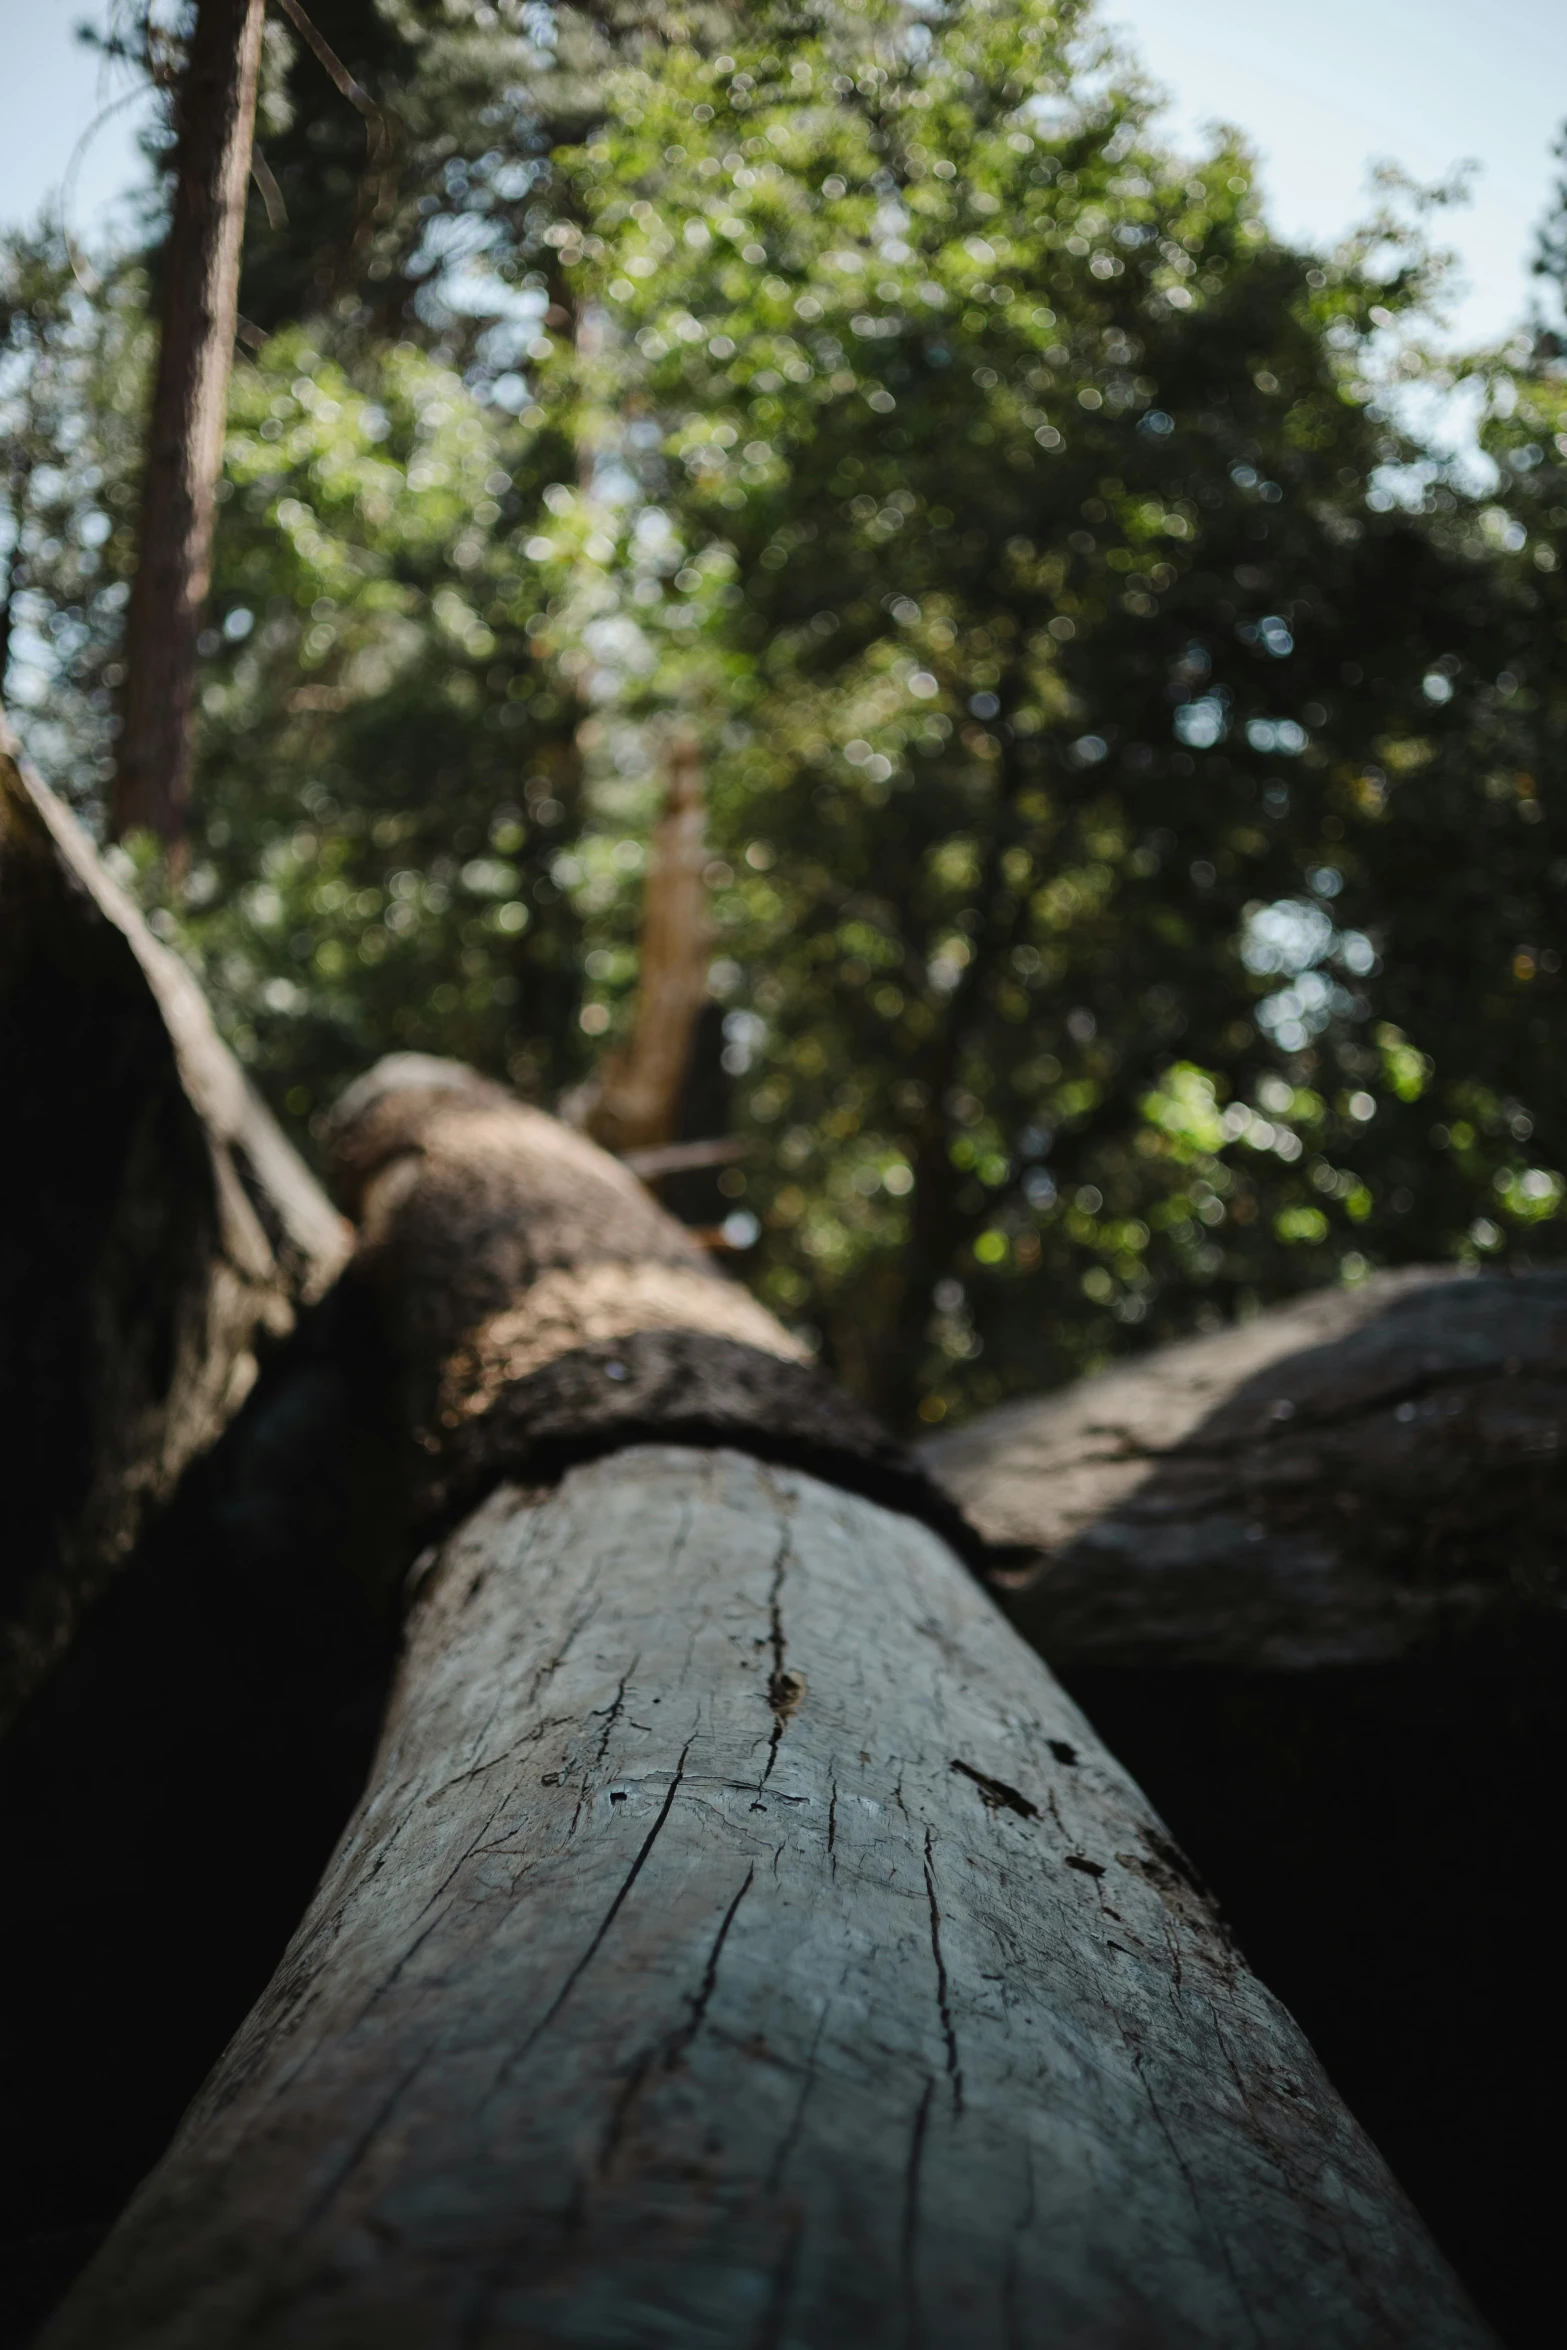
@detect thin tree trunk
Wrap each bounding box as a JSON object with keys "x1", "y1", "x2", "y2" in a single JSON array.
[
  {"x1": 922, "y1": 1266, "x2": 1567, "y2": 2349},
  {"x1": 112, "y1": 0, "x2": 264, "y2": 846},
  {"x1": 0, "y1": 729, "x2": 349, "y2": 1727},
  {"x1": 40, "y1": 1442, "x2": 1492, "y2": 2350},
  {"x1": 574, "y1": 736, "x2": 713, "y2": 1156}
]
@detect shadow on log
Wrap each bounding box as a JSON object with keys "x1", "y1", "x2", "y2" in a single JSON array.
[
  {"x1": 925, "y1": 1267, "x2": 1567, "y2": 2349},
  {"x1": 0, "y1": 1276, "x2": 408, "y2": 2344},
  {"x1": 0, "y1": 732, "x2": 350, "y2": 2340},
  {"x1": 24, "y1": 1065, "x2": 1493, "y2": 2350},
  {"x1": 0, "y1": 735, "x2": 349, "y2": 1730}
]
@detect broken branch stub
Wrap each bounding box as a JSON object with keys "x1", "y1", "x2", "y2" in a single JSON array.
[{"x1": 0, "y1": 739, "x2": 349, "y2": 1727}]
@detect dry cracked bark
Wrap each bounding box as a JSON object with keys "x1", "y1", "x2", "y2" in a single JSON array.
[
  {"x1": 0, "y1": 1054, "x2": 973, "y2": 2340},
  {"x1": 0, "y1": 735, "x2": 349, "y2": 1730},
  {"x1": 39, "y1": 1448, "x2": 1494, "y2": 2350},
  {"x1": 35, "y1": 1067, "x2": 1494, "y2": 2349},
  {"x1": 923, "y1": 1267, "x2": 1567, "y2": 2348}
]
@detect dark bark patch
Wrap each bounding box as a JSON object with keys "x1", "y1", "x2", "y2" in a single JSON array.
[
  {"x1": 769, "y1": 1670, "x2": 808, "y2": 1719},
  {"x1": 950, "y1": 1758, "x2": 1040, "y2": 1821},
  {"x1": 428, "y1": 1326, "x2": 992, "y2": 1573},
  {"x1": 324, "y1": 1062, "x2": 992, "y2": 1572},
  {"x1": 0, "y1": 743, "x2": 345, "y2": 1728}
]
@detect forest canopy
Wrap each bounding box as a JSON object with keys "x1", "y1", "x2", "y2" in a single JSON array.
[{"x1": 5, "y1": 0, "x2": 1567, "y2": 1427}]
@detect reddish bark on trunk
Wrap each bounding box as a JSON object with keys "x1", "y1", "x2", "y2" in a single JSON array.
[{"x1": 112, "y1": 0, "x2": 264, "y2": 846}]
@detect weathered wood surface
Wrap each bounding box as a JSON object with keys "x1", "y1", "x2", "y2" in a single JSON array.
[
  {"x1": 0, "y1": 737, "x2": 349, "y2": 1727},
  {"x1": 43, "y1": 1445, "x2": 1491, "y2": 2350},
  {"x1": 925, "y1": 1265, "x2": 1567, "y2": 1669},
  {"x1": 924, "y1": 1268, "x2": 1567, "y2": 2348},
  {"x1": 0, "y1": 1056, "x2": 969, "y2": 2344}
]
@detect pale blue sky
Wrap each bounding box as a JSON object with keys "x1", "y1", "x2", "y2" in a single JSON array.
[
  {"x1": 1, "y1": 1, "x2": 1563, "y2": 346},
  {"x1": 0, "y1": 3, "x2": 159, "y2": 247},
  {"x1": 1109, "y1": 0, "x2": 1567, "y2": 344}
]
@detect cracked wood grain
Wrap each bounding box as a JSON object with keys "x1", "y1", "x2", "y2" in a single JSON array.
[
  {"x1": 921, "y1": 1828, "x2": 962, "y2": 2115},
  {"x1": 42, "y1": 1445, "x2": 1493, "y2": 2350}
]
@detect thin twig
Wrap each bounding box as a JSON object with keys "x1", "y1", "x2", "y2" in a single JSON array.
[
  {"x1": 269, "y1": 0, "x2": 389, "y2": 163},
  {"x1": 58, "y1": 84, "x2": 147, "y2": 295},
  {"x1": 250, "y1": 145, "x2": 287, "y2": 229},
  {"x1": 620, "y1": 1138, "x2": 745, "y2": 1181}
]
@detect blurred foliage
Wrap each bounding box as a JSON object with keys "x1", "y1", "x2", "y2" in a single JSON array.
[
  {"x1": 5, "y1": 0, "x2": 1567, "y2": 1428},
  {"x1": 0, "y1": 229, "x2": 148, "y2": 786},
  {"x1": 232, "y1": 0, "x2": 640, "y2": 342},
  {"x1": 173, "y1": 329, "x2": 590, "y2": 1106}
]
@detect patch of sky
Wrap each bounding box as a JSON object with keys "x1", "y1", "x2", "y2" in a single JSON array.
[
  {"x1": 1244, "y1": 898, "x2": 1336, "y2": 978},
  {"x1": 580, "y1": 614, "x2": 656, "y2": 680},
  {"x1": 1245, "y1": 718, "x2": 1307, "y2": 754},
  {"x1": 722, "y1": 1010, "x2": 767, "y2": 1075},
  {"x1": 1173, "y1": 693, "x2": 1228, "y2": 748},
  {"x1": 1243, "y1": 894, "x2": 1375, "y2": 1051}
]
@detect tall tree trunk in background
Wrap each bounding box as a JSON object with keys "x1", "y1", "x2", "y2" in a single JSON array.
[
  {"x1": 36, "y1": 1062, "x2": 1494, "y2": 2350},
  {"x1": 112, "y1": 0, "x2": 264, "y2": 848},
  {"x1": 575, "y1": 738, "x2": 713, "y2": 1155}
]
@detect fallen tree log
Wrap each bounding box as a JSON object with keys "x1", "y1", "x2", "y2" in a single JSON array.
[
  {"x1": 0, "y1": 735, "x2": 349, "y2": 1729},
  {"x1": 37, "y1": 1066, "x2": 1493, "y2": 2350},
  {"x1": 923, "y1": 1265, "x2": 1567, "y2": 1671},
  {"x1": 924, "y1": 1266, "x2": 1567, "y2": 2348},
  {"x1": 0, "y1": 1053, "x2": 973, "y2": 2341}
]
